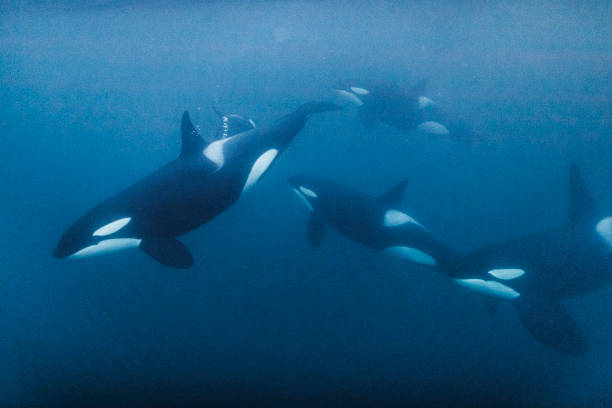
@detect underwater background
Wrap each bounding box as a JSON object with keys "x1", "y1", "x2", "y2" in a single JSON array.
[{"x1": 1, "y1": 0, "x2": 611, "y2": 406}]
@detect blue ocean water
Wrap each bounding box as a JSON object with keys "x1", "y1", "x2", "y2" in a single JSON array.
[{"x1": 1, "y1": 1, "x2": 611, "y2": 406}]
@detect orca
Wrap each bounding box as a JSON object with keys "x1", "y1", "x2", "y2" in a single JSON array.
[
  {"x1": 333, "y1": 80, "x2": 474, "y2": 142},
  {"x1": 53, "y1": 101, "x2": 341, "y2": 268},
  {"x1": 448, "y1": 164, "x2": 612, "y2": 355},
  {"x1": 287, "y1": 175, "x2": 458, "y2": 270}
]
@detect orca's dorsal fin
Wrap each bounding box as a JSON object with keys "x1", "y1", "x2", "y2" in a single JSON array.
[
  {"x1": 139, "y1": 237, "x2": 194, "y2": 268},
  {"x1": 377, "y1": 180, "x2": 409, "y2": 208},
  {"x1": 180, "y1": 111, "x2": 205, "y2": 157},
  {"x1": 568, "y1": 163, "x2": 597, "y2": 224}
]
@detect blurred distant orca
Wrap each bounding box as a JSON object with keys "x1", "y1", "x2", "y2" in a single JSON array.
[
  {"x1": 287, "y1": 175, "x2": 457, "y2": 270},
  {"x1": 334, "y1": 80, "x2": 474, "y2": 141},
  {"x1": 53, "y1": 101, "x2": 341, "y2": 268},
  {"x1": 449, "y1": 164, "x2": 612, "y2": 355}
]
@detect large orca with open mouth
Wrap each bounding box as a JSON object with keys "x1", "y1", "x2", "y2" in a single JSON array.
[
  {"x1": 448, "y1": 164, "x2": 612, "y2": 355},
  {"x1": 53, "y1": 101, "x2": 341, "y2": 268},
  {"x1": 287, "y1": 175, "x2": 458, "y2": 270}
]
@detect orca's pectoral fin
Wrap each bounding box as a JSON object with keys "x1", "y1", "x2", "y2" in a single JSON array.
[
  {"x1": 514, "y1": 297, "x2": 586, "y2": 356},
  {"x1": 307, "y1": 213, "x2": 325, "y2": 247},
  {"x1": 140, "y1": 237, "x2": 194, "y2": 268}
]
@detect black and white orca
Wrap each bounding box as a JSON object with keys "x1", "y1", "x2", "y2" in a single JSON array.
[
  {"x1": 287, "y1": 175, "x2": 458, "y2": 270},
  {"x1": 53, "y1": 101, "x2": 341, "y2": 268},
  {"x1": 333, "y1": 80, "x2": 474, "y2": 142},
  {"x1": 334, "y1": 80, "x2": 445, "y2": 132},
  {"x1": 448, "y1": 164, "x2": 612, "y2": 355}
]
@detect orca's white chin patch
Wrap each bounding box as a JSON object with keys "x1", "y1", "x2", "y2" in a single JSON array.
[
  {"x1": 242, "y1": 149, "x2": 278, "y2": 193},
  {"x1": 417, "y1": 121, "x2": 449, "y2": 136},
  {"x1": 383, "y1": 246, "x2": 437, "y2": 266},
  {"x1": 382, "y1": 209, "x2": 422, "y2": 228},
  {"x1": 93, "y1": 217, "x2": 132, "y2": 237},
  {"x1": 334, "y1": 89, "x2": 363, "y2": 107},
  {"x1": 292, "y1": 188, "x2": 313, "y2": 211},
  {"x1": 454, "y1": 278, "x2": 520, "y2": 299},
  {"x1": 488, "y1": 268, "x2": 525, "y2": 280},
  {"x1": 596, "y1": 217, "x2": 612, "y2": 248},
  {"x1": 68, "y1": 238, "x2": 142, "y2": 259}
]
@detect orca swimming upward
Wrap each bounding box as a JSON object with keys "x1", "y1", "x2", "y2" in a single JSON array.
[
  {"x1": 448, "y1": 164, "x2": 612, "y2": 355},
  {"x1": 334, "y1": 80, "x2": 474, "y2": 142},
  {"x1": 287, "y1": 175, "x2": 458, "y2": 270},
  {"x1": 53, "y1": 101, "x2": 341, "y2": 268}
]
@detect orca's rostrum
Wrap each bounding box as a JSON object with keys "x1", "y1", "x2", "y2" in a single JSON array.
[{"x1": 53, "y1": 102, "x2": 341, "y2": 268}]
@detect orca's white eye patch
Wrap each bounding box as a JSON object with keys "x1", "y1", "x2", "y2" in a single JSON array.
[
  {"x1": 93, "y1": 217, "x2": 132, "y2": 237},
  {"x1": 596, "y1": 217, "x2": 612, "y2": 247},
  {"x1": 298, "y1": 186, "x2": 317, "y2": 198},
  {"x1": 454, "y1": 278, "x2": 520, "y2": 299},
  {"x1": 488, "y1": 268, "x2": 525, "y2": 280}
]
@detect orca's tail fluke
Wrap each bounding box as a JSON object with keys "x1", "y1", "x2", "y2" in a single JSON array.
[{"x1": 297, "y1": 101, "x2": 343, "y2": 116}]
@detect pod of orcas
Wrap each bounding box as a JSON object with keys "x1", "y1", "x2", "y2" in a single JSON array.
[
  {"x1": 54, "y1": 84, "x2": 611, "y2": 356},
  {"x1": 289, "y1": 166, "x2": 612, "y2": 356}
]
